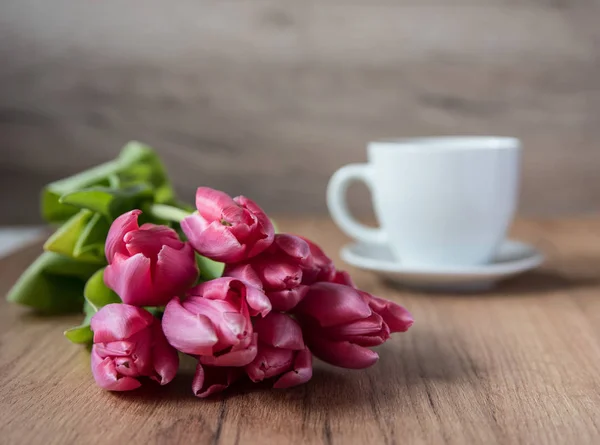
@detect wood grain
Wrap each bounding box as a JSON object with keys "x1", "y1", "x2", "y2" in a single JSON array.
[
  {"x1": 2, "y1": 217, "x2": 600, "y2": 444},
  {"x1": 1, "y1": 0, "x2": 600, "y2": 223}
]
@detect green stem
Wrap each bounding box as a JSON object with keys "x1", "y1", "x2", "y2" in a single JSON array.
[{"x1": 148, "y1": 204, "x2": 192, "y2": 223}]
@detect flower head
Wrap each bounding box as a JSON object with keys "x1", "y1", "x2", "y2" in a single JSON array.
[
  {"x1": 293, "y1": 283, "x2": 413, "y2": 369},
  {"x1": 90, "y1": 304, "x2": 179, "y2": 391},
  {"x1": 245, "y1": 312, "x2": 312, "y2": 389},
  {"x1": 181, "y1": 187, "x2": 275, "y2": 263},
  {"x1": 104, "y1": 210, "x2": 198, "y2": 306},
  {"x1": 162, "y1": 277, "x2": 271, "y2": 367}
]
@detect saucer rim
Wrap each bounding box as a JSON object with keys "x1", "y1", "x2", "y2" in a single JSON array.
[{"x1": 340, "y1": 239, "x2": 544, "y2": 277}]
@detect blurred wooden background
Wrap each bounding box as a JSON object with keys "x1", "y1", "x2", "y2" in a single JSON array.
[{"x1": 1, "y1": 0, "x2": 599, "y2": 224}]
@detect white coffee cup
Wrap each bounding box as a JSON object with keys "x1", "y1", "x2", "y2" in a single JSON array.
[{"x1": 327, "y1": 137, "x2": 521, "y2": 266}]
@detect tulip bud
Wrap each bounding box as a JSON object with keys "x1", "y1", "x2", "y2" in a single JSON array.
[
  {"x1": 192, "y1": 364, "x2": 242, "y2": 398},
  {"x1": 293, "y1": 283, "x2": 413, "y2": 369},
  {"x1": 90, "y1": 304, "x2": 179, "y2": 391},
  {"x1": 225, "y1": 234, "x2": 311, "y2": 311},
  {"x1": 104, "y1": 210, "x2": 198, "y2": 306},
  {"x1": 245, "y1": 312, "x2": 313, "y2": 389},
  {"x1": 181, "y1": 187, "x2": 275, "y2": 263},
  {"x1": 162, "y1": 277, "x2": 271, "y2": 367}
]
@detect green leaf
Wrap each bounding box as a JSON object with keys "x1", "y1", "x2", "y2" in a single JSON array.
[
  {"x1": 271, "y1": 218, "x2": 279, "y2": 233},
  {"x1": 84, "y1": 268, "x2": 120, "y2": 311},
  {"x1": 107, "y1": 173, "x2": 121, "y2": 189},
  {"x1": 42, "y1": 161, "x2": 118, "y2": 223},
  {"x1": 144, "y1": 306, "x2": 164, "y2": 318},
  {"x1": 59, "y1": 184, "x2": 154, "y2": 220},
  {"x1": 84, "y1": 299, "x2": 97, "y2": 316},
  {"x1": 44, "y1": 209, "x2": 91, "y2": 256},
  {"x1": 64, "y1": 325, "x2": 93, "y2": 344},
  {"x1": 117, "y1": 141, "x2": 175, "y2": 204},
  {"x1": 42, "y1": 141, "x2": 174, "y2": 223},
  {"x1": 196, "y1": 254, "x2": 224, "y2": 282},
  {"x1": 59, "y1": 189, "x2": 114, "y2": 217},
  {"x1": 41, "y1": 252, "x2": 104, "y2": 279},
  {"x1": 43, "y1": 210, "x2": 106, "y2": 264},
  {"x1": 6, "y1": 252, "x2": 99, "y2": 313},
  {"x1": 74, "y1": 212, "x2": 110, "y2": 259},
  {"x1": 64, "y1": 301, "x2": 96, "y2": 344}
]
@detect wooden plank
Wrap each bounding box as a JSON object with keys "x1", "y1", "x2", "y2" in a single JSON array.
[
  {"x1": 1, "y1": 0, "x2": 600, "y2": 223},
  {"x1": 1, "y1": 217, "x2": 600, "y2": 444}
]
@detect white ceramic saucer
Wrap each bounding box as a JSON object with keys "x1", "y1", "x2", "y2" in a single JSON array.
[{"x1": 340, "y1": 240, "x2": 544, "y2": 292}]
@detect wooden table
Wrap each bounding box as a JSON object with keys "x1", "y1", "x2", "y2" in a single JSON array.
[{"x1": 2, "y1": 218, "x2": 600, "y2": 445}]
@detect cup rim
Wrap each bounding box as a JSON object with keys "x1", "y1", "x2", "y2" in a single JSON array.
[{"x1": 368, "y1": 136, "x2": 521, "y2": 154}]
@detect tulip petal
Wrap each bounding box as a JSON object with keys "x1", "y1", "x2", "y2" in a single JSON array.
[
  {"x1": 222, "y1": 205, "x2": 254, "y2": 235},
  {"x1": 244, "y1": 285, "x2": 272, "y2": 317},
  {"x1": 190, "y1": 277, "x2": 271, "y2": 317},
  {"x1": 91, "y1": 347, "x2": 141, "y2": 391},
  {"x1": 330, "y1": 270, "x2": 356, "y2": 287},
  {"x1": 91, "y1": 304, "x2": 154, "y2": 343},
  {"x1": 222, "y1": 311, "x2": 249, "y2": 339},
  {"x1": 294, "y1": 283, "x2": 372, "y2": 327},
  {"x1": 162, "y1": 297, "x2": 219, "y2": 355},
  {"x1": 273, "y1": 235, "x2": 310, "y2": 262},
  {"x1": 259, "y1": 261, "x2": 302, "y2": 290},
  {"x1": 364, "y1": 294, "x2": 414, "y2": 333},
  {"x1": 273, "y1": 348, "x2": 313, "y2": 389},
  {"x1": 129, "y1": 329, "x2": 154, "y2": 376},
  {"x1": 299, "y1": 237, "x2": 336, "y2": 284},
  {"x1": 104, "y1": 253, "x2": 154, "y2": 306},
  {"x1": 105, "y1": 210, "x2": 141, "y2": 262},
  {"x1": 182, "y1": 296, "x2": 239, "y2": 319},
  {"x1": 190, "y1": 277, "x2": 240, "y2": 302},
  {"x1": 182, "y1": 216, "x2": 245, "y2": 263},
  {"x1": 245, "y1": 344, "x2": 295, "y2": 382},
  {"x1": 114, "y1": 357, "x2": 141, "y2": 377},
  {"x1": 150, "y1": 323, "x2": 179, "y2": 385},
  {"x1": 234, "y1": 196, "x2": 275, "y2": 258},
  {"x1": 223, "y1": 264, "x2": 263, "y2": 289},
  {"x1": 192, "y1": 363, "x2": 242, "y2": 398},
  {"x1": 340, "y1": 334, "x2": 387, "y2": 347},
  {"x1": 124, "y1": 224, "x2": 183, "y2": 259},
  {"x1": 253, "y1": 312, "x2": 304, "y2": 350},
  {"x1": 306, "y1": 336, "x2": 379, "y2": 369},
  {"x1": 93, "y1": 340, "x2": 136, "y2": 358},
  {"x1": 323, "y1": 313, "x2": 385, "y2": 338},
  {"x1": 195, "y1": 187, "x2": 237, "y2": 222},
  {"x1": 267, "y1": 286, "x2": 308, "y2": 312},
  {"x1": 219, "y1": 269, "x2": 272, "y2": 316},
  {"x1": 154, "y1": 243, "x2": 198, "y2": 302},
  {"x1": 200, "y1": 333, "x2": 258, "y2": 367}
]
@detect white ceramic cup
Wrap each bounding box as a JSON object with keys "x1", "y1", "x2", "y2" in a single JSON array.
[{"x1": 327, "y1": 137, "x2": 521, "y2": 266}]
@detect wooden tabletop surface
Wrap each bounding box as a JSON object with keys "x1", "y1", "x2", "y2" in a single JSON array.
[{"x1": 2, "y1": 218, "x2": 600, "y2": 445}]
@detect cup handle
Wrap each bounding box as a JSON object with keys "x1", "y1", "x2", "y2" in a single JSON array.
[{"x1": 327, "y1": 163, "x2": 387, "y2": 244}]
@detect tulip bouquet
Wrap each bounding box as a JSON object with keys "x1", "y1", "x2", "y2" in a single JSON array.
[{"x1": 7, "y1": 142, "x2": 413, "y2": 397}]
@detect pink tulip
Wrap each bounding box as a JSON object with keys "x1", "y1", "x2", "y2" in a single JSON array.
[
  {"x1": 162, "y1": 277, "x2": 271, "y2": 367},
  {"x1": 293, "y1": 283, "x2": 413, "y2": 369},
  {"x1": 329, "y1": 270, "x2": 356, "y2": 287},
  {"x1": 90, "y1": 304, "x2": 179, "y2": 391},
  {"x1": 192, "y1": 363, "x2": 243, "y2": 398},
  {"x1": 104, "y1": 210, "x2": 198, "y2": 306},
  {"x1": 225, "y1": 234, "x2": 332, "y2": 311},
  {"x1": 298, "y1": 236, "x2": 336, "y2": 284},
  {"x1": 245, "y1": 312, "x2": 313, "y2": 388},
  {"x1": 181, "y1": 187, "x2": 275, "y2": 263},
  {"x1": 364, "y1": 293, "x2": 415, "y2": 334}
]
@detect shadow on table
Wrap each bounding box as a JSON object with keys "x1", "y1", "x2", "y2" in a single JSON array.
[
  {"x1": 491, "y1": 269, "x2": 600, "y2": 296},
  {"x1": 384, "y1": 267, "x2": 600, "y2": 298},
  {"x1": 115, "y1": 328, "x2": 475, "y2": 415}
]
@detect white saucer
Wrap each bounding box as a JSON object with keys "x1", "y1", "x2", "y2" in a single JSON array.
[{"x1": 340, "y1": 240, "x2": 544, "y2": 292}]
